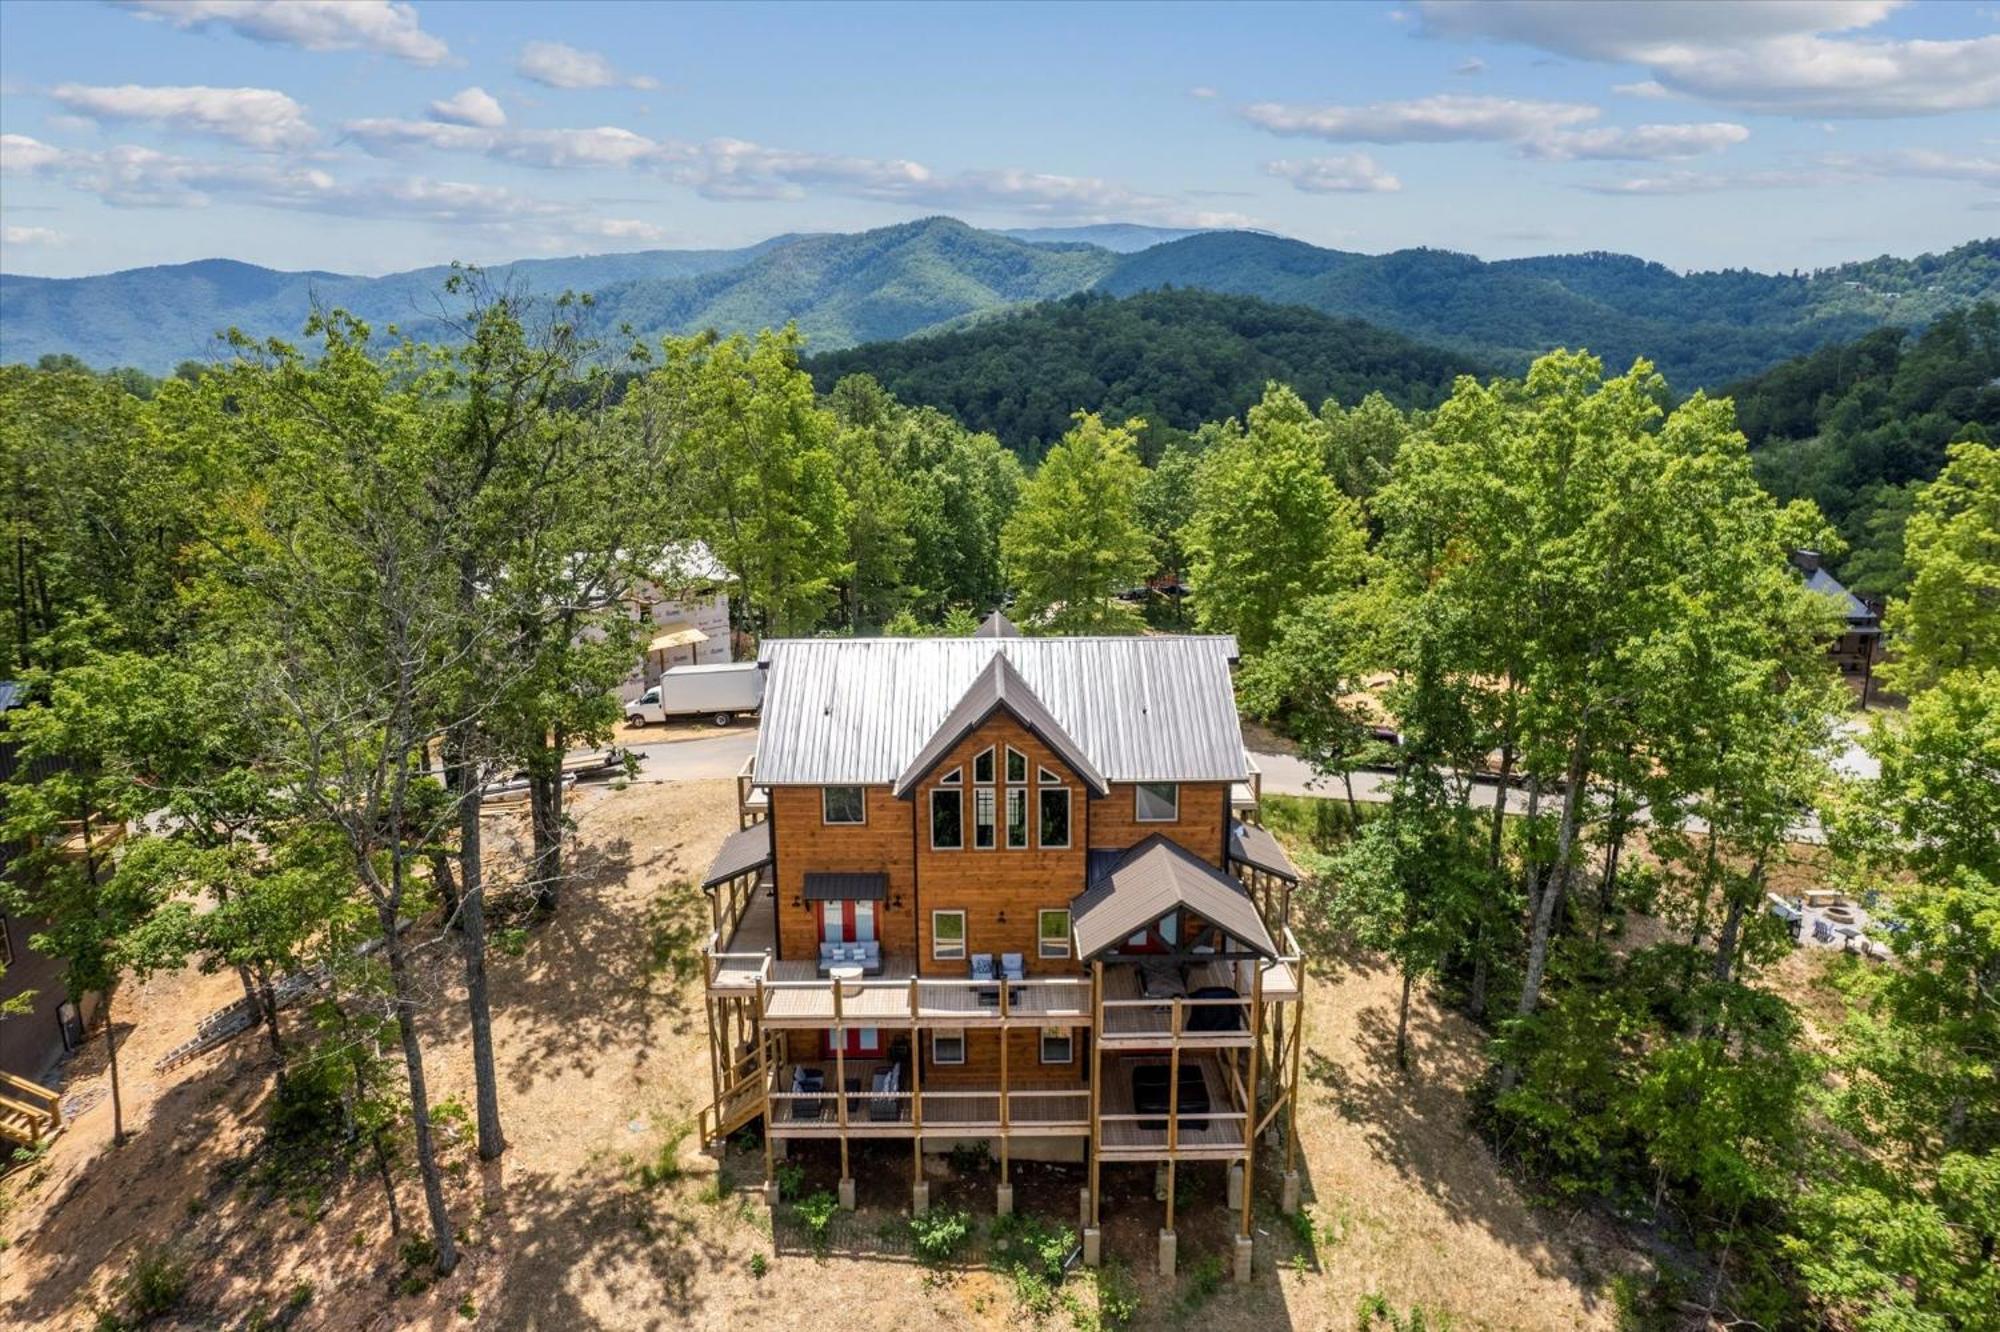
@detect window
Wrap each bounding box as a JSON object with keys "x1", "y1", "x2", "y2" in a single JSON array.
[
  {"x1": 931, "y1": 788, "x2": 963, "y2": 849},
  {"x1": 1136, "y1": 781, "x2": 1179, "y2": 823},
  {"x1": 939, "y1": 767, "x2": 962, "y2": 785},
  {"x1": 1038, "y1": 787, "x2": 1070, "y2": 848},
  {"x1": 933, "y1": 909, "x2": 966, "y2": 960},
  {"x1": 1038, "y1": 765, "x2": 1062, "y2": 784},
  {"x1": 1006, "y1": 746, "x2": 1027, "y2": 783},
  {"x1": 1040, "y1": 1026, "x2": 1073, "y2": 1064},
  {"x1": 974, "y1": 788, "x2": 996, "y2": 849},
  {"x1": 1006, "y1": 787, "x2": 1028, "y2": 849},
  {"x1": 1038, "y1": 909, "x2": 1071, "y2": 959},
  {"x1": 822, "y1": 785, "x2": 865, "y2": 825},
  {"x1": 933, "y1": 1028, "x2": 966, "y2": 1065},
  {"x1": 973, "y1": 746, "x2": 995, "y2": 784}
]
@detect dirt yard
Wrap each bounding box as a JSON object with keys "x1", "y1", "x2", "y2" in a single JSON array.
[{"x1": 1, "y1": 778, "x2": 1638, "y2": 1330}]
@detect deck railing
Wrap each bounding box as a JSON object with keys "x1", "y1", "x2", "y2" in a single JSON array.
[
  {"x1": 766, "y1": 1074, "x2": 1088, "y2": 1133},
  {"x1": 756, "y1": 972, "x2": 1092, "y2": 1025},
  {"x1": 1098, "y1": 991, "x2": 1255, "y2": 1043}
]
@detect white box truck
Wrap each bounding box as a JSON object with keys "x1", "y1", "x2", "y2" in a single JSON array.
[{"x1": 625, "y1": 662, "x2": 764, "y2": 728}]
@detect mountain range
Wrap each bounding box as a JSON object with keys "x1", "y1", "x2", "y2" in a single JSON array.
[{"x1": 3, "y1": 217, "x2": 1994, "y2": 388}]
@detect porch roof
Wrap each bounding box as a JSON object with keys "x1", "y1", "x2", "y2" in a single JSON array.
[
  {"x1": 1070, "y1": 835, "x2": 1278, "y2": 962},
  {"x1": 701, "y1": 821, "x2": 772, "y2": 890}
]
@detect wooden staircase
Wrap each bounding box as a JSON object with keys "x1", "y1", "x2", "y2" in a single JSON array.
[
  {"x1": 698, "y1": 1035, "x2": 777, "y2": 1145},
  {"x1": 0, "y1": 1072, "x2": 63, "y2": 1151}
]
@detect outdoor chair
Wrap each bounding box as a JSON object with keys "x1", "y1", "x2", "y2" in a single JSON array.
[
  {"x1": 868, "y1": 1063, "x2": 901, "y2": 1121},
  {"x1": 790, "y1": 1066, "x2": 826, "y2": 1122},
  {"x1": 971, "y1": 953, "x2": 1000, "y2": 1006}
]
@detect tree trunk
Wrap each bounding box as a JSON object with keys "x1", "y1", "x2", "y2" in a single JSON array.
[
  {"x1": 1395, "y1": 966, "x2": 1414, "y2": 1072},
  {"x1": 528, "y1": 741, "x2": 564, "y2": 917},
  {"x1": 1683, "y1": 825, "x2": 1721, "y2": 995},
  {"x1": 1341, "y1": 771, "x2": 1359, "y2": 825},
  {"x1": 1468, "y1": 923, "x2": 1490, "y2": 1022},
  {"x1": 453, "y1": 554, "x2": 505, "y2": 1163},
  {"x1": 382, "y1": 909, "x2": 459, "y2": 1273},
  {"x1": 252, "y1": 961, "x2": 286, "y2": 1080},
  {"x1": 1710, "y1": 857, "x2": 1762, "y2": 989},
  {"x1": 103, "y1": 988, "x2": 125, "y2": 1148},
  {"x1": 1499, "y1": 730, "x2": 1591, "y2": 1094}
]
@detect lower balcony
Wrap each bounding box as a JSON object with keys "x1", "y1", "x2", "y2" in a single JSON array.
[
  {"x1": 766, "y1": 1064, "x2": 1090, "y2": 1137},
  {"x1": 1095, "y1": 1052, "x2": 1248, "y2": 1161}
]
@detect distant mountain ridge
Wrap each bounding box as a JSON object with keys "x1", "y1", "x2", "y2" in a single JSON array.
[{"x1": 3, "y1": 217, "x2": 1994, "y2": 386}]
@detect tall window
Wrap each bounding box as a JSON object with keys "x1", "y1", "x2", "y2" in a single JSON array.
[
  {"x1": 973, "y1": 746, "x2": 995, "y2": 784},
  {"x1": 1038, "y1": 908, "x2": 1071, "y2": 959},
  {"x1": 822, "y1": 785, "x2": 865, "y2": 825},
  {"x1": 1038, "y1": 786, "x2": 1070, "y2": 849},
  {"x1": 933, "y1": 909, "x2": 967, "y2": 960},
  {"x1": 1006, "y1": 787, "x2": 1028, "y2": 849},
  {"x1": 931, "y1": 786, "x2": 963, "y2": 849},
  {"x1": 1136, "y1": 781, "x2": 1179, "y2": 823},
  {"x1": 974, "y1": 787, "x2": 997, "y2": 849},
  {"x1": 1005, "y1": 746, "x2": 1027, "y2": 783}
]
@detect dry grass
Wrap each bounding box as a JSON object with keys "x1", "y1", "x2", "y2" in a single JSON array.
[{"x1": 1, "y1": 778, "x2": 1635, "y2": 1330}]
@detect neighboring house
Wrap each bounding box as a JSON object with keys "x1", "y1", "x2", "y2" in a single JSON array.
[
  {"x1": 1791, "y1": 550, "x2": 1882, "y2": 704},
  {"x1": 697, "y1": 614, "x2": 1306, "y2": 1281},
  {"x1": 0, "y1": 682, "x2": 92, "y2": 1093},
  {"x1": 621, "y1": 540, "x2": 735, "y2": 702}
]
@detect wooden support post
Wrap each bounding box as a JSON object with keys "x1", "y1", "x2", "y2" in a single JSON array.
[
  {"x1": 1088, "y1": 958, "x2": 1104, "y2": 1228},
  {"x1": 911, "y1": 1015, "x2": 924, "y2": 1179},
  {"x1": 1164, "y1": 1157, "x2": 1178, "y2": 1231},
  {"x1": 1000, "y1": 1024, "x2": 1011, "y2": 1183},
  {"x1": 1167, "y1": 999, "x2": 1182, "y2": 1154},
  {"x1": 1285, "y1": 965, "x2": 1305, "y2": 1176},
  {"x1": 705, "y1": 994, "x2": 722, "y2": 1126},
  {"x1": 1242, "y1": 965, "x2": 1264, "y2": 1239},
  {"x1": 758, "y1": 990, "x2": 774, "y2": 1189}
]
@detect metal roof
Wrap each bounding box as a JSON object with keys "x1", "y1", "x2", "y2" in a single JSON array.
[
  {"x1": 1070, "y1": 835, "x2": 1277, "y2": 961},
  {"x1": 0, "y1": 681, "x2": 20, "y2": 713},
  {"x1": 701, "y1": 821, "x2": 772, "y2": 889},
  {"x1": 891, "y1": 655, "x2": 1107, "y2": 797},
  {"x1": 753, "y1": 635, "x2": 1247, "y2": 787},
  {"x1": 803, "y1": 872, "x2": 888, "y2": 902},
  {"x1": 1227, "y1": 820, "x2": 1301, "y2": 883},
  {"x1": 975, "y1": 611, "x2": 1021, "y2": 638},
  {"x1": 1803, "y1": 567, "x2": 1873, "y2": 625}
]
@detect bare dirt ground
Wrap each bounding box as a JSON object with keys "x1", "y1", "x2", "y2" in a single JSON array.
[{"x1": 2, "y1": 778, "x2": 1637, "y2": 1331}]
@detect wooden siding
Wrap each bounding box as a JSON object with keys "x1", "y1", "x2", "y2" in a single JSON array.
[
  {"x1": 769, "y1": 785, "x2": 917, "y2": 964},
  {"x1": 1088, "y1": 781, "x2": 1231, "y2": 868},
  {"x1": 921, "y1": 1026, "x2": 1088, "y2": 1088},
  {"x1": 912, "y1": 713, "x2": 1089, "y2": 978}
]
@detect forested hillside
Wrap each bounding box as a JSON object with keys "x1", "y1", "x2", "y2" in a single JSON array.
[
  {"x1": 6, "y1": 218, "x2": 1993, "y2": 383},
  {"x1": 1731, "y1": 302, "x2": 2000, "y2": 597},
  {"x1": 805, "y1": 288, "x2": 1482, "y2": 458},
  {"x1": 1099, "y1": 234, "x2": 1999, "y2": 387}
]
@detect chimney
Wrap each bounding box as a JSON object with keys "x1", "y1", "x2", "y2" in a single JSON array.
[{"x1": 1789, "y1": 549, "x2": 1822, "y2": 575}]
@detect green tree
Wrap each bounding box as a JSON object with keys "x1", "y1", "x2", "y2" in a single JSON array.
[
  {"x1": 1001, "y1": 413, "x2": 1152, "y2": 634},
  {"x1": 1881, "y1": 439, "x2": 2000, "y2": 693},
  {"x1": 1321, "y1": 390, "x2": 1415, "y2": 507},
  {"x1": 1185, "y1": 384, "x2": 1368, "y2": 653}
]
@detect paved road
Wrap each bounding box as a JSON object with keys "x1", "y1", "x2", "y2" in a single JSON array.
[{"x1": 596, "y1": 729, "x2": 758, "y2": 781}]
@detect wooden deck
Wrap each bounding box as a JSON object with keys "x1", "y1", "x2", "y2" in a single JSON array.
[
  {"x1": 1096, "y1": 1052, "x2": 1247, "y2": 1161},
  {"x1": 767, "y1": 1064, "x2": 1089, "y2": 1137}
]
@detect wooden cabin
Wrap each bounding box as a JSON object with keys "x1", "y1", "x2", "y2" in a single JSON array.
[{"x1": 696, "y1": 614, "x2": 1306, "y2": 1280}]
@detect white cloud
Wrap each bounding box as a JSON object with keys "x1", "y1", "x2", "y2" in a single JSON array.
[
  {"x1": 120, "y1": 0, "x2": 449, "y2": 66},
  {"x1": 1189, "y1": 86, "x2": 1219, "y2": 99},
  {"x1": 1583, "y1": 146, "x2": 2000, "y2": 194},
  {"x1": 1526, "y1": 122, "x2": 1750, "y2": 161},
  {"x1": 498, "y1": 126, "x2": 665, "y2": 170},
  {"x1": 1613, "y1": 81, "x2": 1673, "y2": 99},
  {"x1": 516, "y1": 40, "x2": 659, "y2": 91},
  {"x1": 1264, "y1": 154, "x2": 1403, "y2": 193},
  {"x1": 1, "y1": 134, "x2": 65, "y2": 172},
  {"x1": 1243, "y1": 93, "x2": 1597, "y2": 142},
  {"x1": 1580, "y1": 168, "x2": 1839, "y2": 195},
  {"x1": 1823, "y1": 148, "x2": 2000, "y2": 185},
  {"x1": 428, "y1": 87, "x2": 506, "y2": 129},
  {"x1": 3, "y1": 224, "x2": 66, "y2": 245},
  {"x1": 51, "y1": 84, "x2": 316, "y2": 151},
  {"x1": 1454, "y1": 57, "x2": 1485, "y2": 76},
  {"x1": 1416, "y1": 0, "x2": 2000, "y2": 117}
]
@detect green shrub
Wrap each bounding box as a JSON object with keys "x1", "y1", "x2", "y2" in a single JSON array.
[
  {"x1": 1175, "y1": 1254, "x2": 1226, "y2": 1315},
  {"x1": 1093, "y1": 1263, "x2": 1140, "y2": 1329},
  {"x1": 749, "y1": 1252, "x2": 769, "y2": 1279},
  {"x1": 909, "y1": 1208, "x2": 973, "y2": 1264},
  {"x1": 125, "y1": 1245, "x2": 190, "y2": 1321},
  {"x1": 792, "y1": 1190, "x2": 840, "y2": 1253},
  {"x1": 1356, "y1": 1292, "x2": 1454, "y2": 1331},
  {"x1": 635, "y1": 1127, "x2": 690, "y2": 1189},
  {"x1": 774, "y1": 1161, "x2": 805, "y2": 1201},
  {"x1": 947, "y1": 1140, "x2": 992, "y2": 1175}
]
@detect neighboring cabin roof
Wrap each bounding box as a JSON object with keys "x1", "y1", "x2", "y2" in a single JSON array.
[
  {"x1": 0, "y1": 681, "x2": 20, "y2": 713},
  {"x1": 975, "y1": 611, "x2": 1021, "y2": 638},
  {"x1": 1803, "y1": 567, "x2": 1876, "y2": 628},
  {"x1": 1070, "y1": 835, "x2": 1277, "y2": 961},
  {"x1": 701, "y1": 821, "x2": 772, "y2": 890},
  {"x1": 891, "y1": 654, "x2": 1107, "y2": 796},
  {"x1": 1227, "y1": 820, "x2": 1301, "y2": 883},
  {"x1": 752, "y1": 634, "x2": 1247, "y2": 787}
]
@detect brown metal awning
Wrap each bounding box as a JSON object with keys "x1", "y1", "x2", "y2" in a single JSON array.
[
  {"x1": 701, "y1": 821, "x2": 771, "y2": 890},
  {"x1": 648, "y1": 622, "x2": 708, "y2": 653},
  {"x1": 1070, "y1": 835, "x2": 1278, "y2": 961},
  {"x1": 803, "y1": 872, "x2": 888, "y2": 902},
  {"x1": 1228, "y1": 820, "x2": 1301, "y2": 883}
]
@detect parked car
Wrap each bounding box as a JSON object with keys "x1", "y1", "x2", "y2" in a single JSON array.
[{"x1": 625, "y1": 662, "x2": 763, "y2": 728}]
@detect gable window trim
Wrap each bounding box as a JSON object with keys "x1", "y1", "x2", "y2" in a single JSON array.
[
  {"x1": 931, "y1": 786, "x2": 964, "y2": 850},
  {"x1": 974, "y1": 787, "x2": 997, "y2": 850},
  {"x1": 1038, "y1": 785, "x2": 1071, "y2": 849},
  {"x1": 822, "y1": 785, "x2": 866, "y2": 826},
  {"x1": 973, "y1": 745, "x2": 996, "y2": 785},
  {"x1": 1005, "y1": 745, "x2": 1027, "y2": 784},
  {"x1": 933, "y1": 1027, "x2": 966, "y2": 1065},
  {"x1": 1040, "y1": 1025, "x2": 1073, "y2": 1064},
  {"x1": 1005, "y1": 786, "x2": 1029, "y2": 849},
  {"x1": 939, "y1": 766, "x2": 963, "y2": 785},
  {"x1": 1037, "y1": 764, "x2": 1063, "y2": 785},
  {"x1": 1038, "y1": 908, "x2": 1071, "y2": 959},
  {"x1": 932, "y1": 909, "x2": 967, "y2": 960},
  {"x1": 1135, "y1": 781, "x2": 1179, "y2": 823}
]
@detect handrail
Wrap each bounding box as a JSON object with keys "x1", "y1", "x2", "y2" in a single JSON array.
[{"x1": 1097, "y1": 1110, "x2": 1248, "y2": 1122}]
